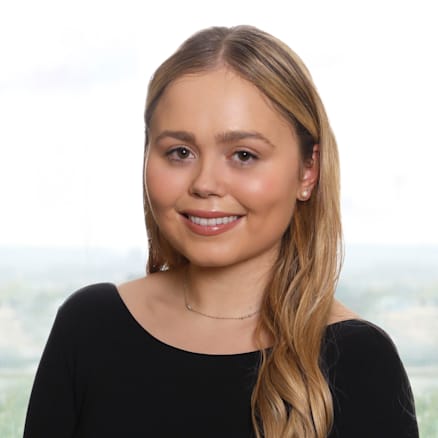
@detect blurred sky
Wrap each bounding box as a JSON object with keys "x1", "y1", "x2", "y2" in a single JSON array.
[{"x1": 0, "y1": 0, "x2": 437, "y2": 249}]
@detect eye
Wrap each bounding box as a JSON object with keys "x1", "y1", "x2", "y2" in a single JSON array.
[
  {"x1": 232, "y1": 150, "x2": 258, "y2": 164},
  {"x1": 166, "y1": 146, "x2": 194, "y2": 161}
]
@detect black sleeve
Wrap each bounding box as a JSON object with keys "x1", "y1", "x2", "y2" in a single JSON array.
[
  {"x1": 325, "y1": 321, "x2": 419, "y2": 438},
  {"x1": 23, "y1": 301, "x2": 78, "y2": 438}
]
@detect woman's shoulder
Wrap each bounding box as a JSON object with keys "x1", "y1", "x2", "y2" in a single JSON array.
[
  {"x1": 323, "y1": 318, "x2": 402, "y2": 370},
  {"x1": 53, "y1": 271, "x2": 181, "y2": 339},
  {"x1": 325, "y1": 299, "x2": 396, "y2": 362},
  {"x1": 48, "y1": 282, "x2": 123, "y2": 339},
  {"x1": 60, "y1": 281, "x2": 120, "y2": 314},
  {"x1": 323, "y1": 318, "x2": 413, "y2": 405},
  {"x1": 325, "y1": 318, "x2": 397, "y2": 353},
  {"x1": 61, "y1": 271, "x2": 168, "y2": 313}
]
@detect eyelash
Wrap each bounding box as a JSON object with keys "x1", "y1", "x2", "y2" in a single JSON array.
[
  {"x1": 231, "y1": 150, "x2": 258, "y2": 165},
  {"x1": 165, "y1": 146, "x2": 259, "y2": 165},
  {"x1": 165, "y1": 146, "x2": 195, "y2": 161}
]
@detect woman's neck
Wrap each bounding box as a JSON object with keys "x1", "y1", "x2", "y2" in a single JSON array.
[{"x1": 183, "y1": 255, "x2": 275, "y2": 320}]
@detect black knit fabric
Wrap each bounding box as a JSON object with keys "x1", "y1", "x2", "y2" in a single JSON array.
[{"x1": 24, "y1": 283, "x2": 419, "y2": 437}]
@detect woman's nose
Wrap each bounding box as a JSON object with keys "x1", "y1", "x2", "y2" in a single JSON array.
[{"x1": 189, "y1": 155, "x2": 226, "y2": 198}]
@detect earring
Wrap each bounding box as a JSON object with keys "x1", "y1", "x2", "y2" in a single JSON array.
[{"x1": 301, "y1": 189, "x2": 309, "y2": 199}]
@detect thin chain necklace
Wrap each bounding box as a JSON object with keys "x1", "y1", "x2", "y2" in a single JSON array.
[{"x1": 183, "y1": 269, "x2": 261, "y2": 320}]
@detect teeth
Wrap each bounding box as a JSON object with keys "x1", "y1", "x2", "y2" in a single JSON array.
[{"x1": 188, "y1": 215, "x2": 239, "y2": 226}]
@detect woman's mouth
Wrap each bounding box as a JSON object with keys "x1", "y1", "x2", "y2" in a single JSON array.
[
  {"x1": 187, "y1": 215, "x2": 239, "y2": 226},
  {"x1": 180, "y1": 212, "x2": 243, "y2": 236}
]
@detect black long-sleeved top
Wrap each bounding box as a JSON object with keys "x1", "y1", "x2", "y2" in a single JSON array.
[{"x1": 24, "y1": 283, "x2": 419, "y2": 437}]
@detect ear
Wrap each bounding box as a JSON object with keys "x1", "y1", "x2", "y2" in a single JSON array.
[{"x1": 296, "y1": 144, "x2": 319, "y2": 201}]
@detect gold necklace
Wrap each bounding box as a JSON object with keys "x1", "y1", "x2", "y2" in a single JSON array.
[{"x1": 183, "y1": 270, "x2": 261, "y2": 320}]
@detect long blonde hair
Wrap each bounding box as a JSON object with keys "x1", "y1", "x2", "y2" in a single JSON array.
[{"x1": 142, "y1": 26, "x2": 342, "y2": 437}]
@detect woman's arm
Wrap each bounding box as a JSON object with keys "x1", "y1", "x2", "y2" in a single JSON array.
[{"x1": 325, "y1": 320, "x2": 419, "y2": 438}]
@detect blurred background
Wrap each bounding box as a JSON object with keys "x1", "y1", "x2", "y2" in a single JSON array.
[{"x1": 1, "y1": 0, "x2": 437, "y2": 436}]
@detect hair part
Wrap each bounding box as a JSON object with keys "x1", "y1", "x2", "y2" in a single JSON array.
[{"x1": 143, "y1": 25, "x2": 343, "y2": 437}]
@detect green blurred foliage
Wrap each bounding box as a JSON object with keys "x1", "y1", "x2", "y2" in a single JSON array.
[
  {"x1": 416, "y1": 387, "x2": 438, "y2": 437},
  {"x1": 0, "y1": 374, "x2": 32, "y2": 438}
]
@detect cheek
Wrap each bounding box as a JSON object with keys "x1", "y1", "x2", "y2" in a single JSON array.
[
  {"x1": 237, "y1": 166, "x2": 299, "y2": 211},
  {"x1": 145, "y1": 157, "x2": 185, "y2": 213}
]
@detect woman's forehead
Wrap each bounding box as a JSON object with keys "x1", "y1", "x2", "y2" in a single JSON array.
[{"x1": 150, "y1": 68, "x2": 297, "y2": 144}]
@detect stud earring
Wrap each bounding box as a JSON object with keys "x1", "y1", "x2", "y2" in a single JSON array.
[{"x1": 301, "y1": 189, "x2": 309, "y2": 199}]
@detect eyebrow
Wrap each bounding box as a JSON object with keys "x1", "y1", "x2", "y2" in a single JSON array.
[
  {"x1": 154, "y1": 129, "x2": 275, "y2": 148},
  {"x1": 216, "y1": 130, "x2": 275, "y2": 147},
  {"x1": 154, "y1": 130, "x2": 195, "y2": 144}
]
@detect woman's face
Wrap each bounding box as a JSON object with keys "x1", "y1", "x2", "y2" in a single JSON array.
[{"x1": 145, "y1": 67, "x2": 317, "y2": 268}]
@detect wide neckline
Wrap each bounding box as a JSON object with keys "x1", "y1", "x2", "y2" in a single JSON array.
[{"x1": 109, "y1": 282, "x2": 363, "y2": 359}]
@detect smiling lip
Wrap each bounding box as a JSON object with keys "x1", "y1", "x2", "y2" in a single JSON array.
[{"x1": 180, "y1": 210, "x2": 243, "y2": 236}]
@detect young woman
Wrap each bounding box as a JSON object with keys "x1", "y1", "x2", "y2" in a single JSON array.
[{"x1": 24, "y1": 26, "x2": 418, "y2": 437}]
